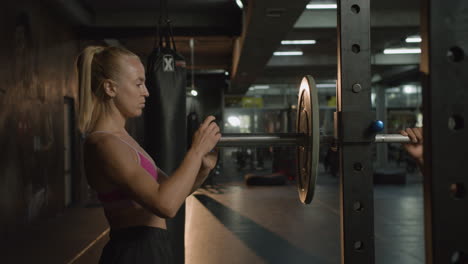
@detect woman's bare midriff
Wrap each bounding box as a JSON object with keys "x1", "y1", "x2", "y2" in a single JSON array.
[
  {"x1": 87, "y1": 171, "x2": 167, "y2": 230},
  {"x1": 103, "y1": 205, "x2": 167, "y2": 230}
]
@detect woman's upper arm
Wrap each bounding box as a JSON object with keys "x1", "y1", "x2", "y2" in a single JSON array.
[{"x1": 92, "y1": 137, "x2": 170, "y2": 217}]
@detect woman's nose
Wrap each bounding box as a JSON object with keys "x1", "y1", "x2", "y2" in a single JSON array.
[{"x1": 143, "y1": 84, "x2": 150, "y2": 97}]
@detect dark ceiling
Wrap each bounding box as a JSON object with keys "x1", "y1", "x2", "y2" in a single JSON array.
[{"x1": 47, "y1": 0, "x2": 422, "y2": 94}]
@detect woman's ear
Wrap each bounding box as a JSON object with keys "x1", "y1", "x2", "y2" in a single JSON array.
[{"x1": 102, "y1": 80, "x2": 118, "y2": 98}]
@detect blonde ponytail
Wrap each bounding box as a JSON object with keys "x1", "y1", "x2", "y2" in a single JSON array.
[{"x1": 78, "y1": 46, "x2": 102, "y2": 133}]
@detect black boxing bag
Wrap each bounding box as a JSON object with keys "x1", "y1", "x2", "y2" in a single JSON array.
[{"x1": 144, "y1": 38, "x2": 187, "y2": 175}]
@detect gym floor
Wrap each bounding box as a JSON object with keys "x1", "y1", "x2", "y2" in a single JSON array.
[
  {"x1": 3, "y1": 151, "x2": 424, "y2": 264},
  {"x1": 186, "y1": 151, "x2": 425, "y2": 264}
]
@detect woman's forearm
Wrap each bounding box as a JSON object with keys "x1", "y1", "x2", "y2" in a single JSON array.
[
  {"x1": 156, "y1": 148, "x2": 203, "y2": 217},
  {"x1": 190, "y1": 168, "x2": 211, "y2": 194}
]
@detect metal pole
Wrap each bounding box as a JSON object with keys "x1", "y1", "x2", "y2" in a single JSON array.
[
  {"x1": 336, "y1": 0, "x2": 374, "y2": 262},
  {"x1": 421, "y1": 0, "x2": 468, "y2": 262},
  {"x1": 216, "y1": 133, "x2": 411, "y2": 147},
  {"x1": 374, "y1": 134, "x2": 411, "y2": 143},
  {"x1": 217, "y1": 133, "x2": 306, "y2": 147}
]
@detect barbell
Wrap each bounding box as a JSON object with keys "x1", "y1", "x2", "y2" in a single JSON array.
[
  {"x1": 217, "y1": 133, "x2": 411, "y2": 147},
  {"x1": 216, "y1": 75, "x2": 412, "y2": 204}
]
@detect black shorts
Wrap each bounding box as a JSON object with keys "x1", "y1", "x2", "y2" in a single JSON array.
[{"x1": 99, "y1": 226, "x2": 173, "y2": 264}]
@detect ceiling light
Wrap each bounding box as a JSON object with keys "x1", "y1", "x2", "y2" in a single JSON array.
[
  {"x1": 405, "y1": 36, "x2": 422, "y2": 43},
  {"x1": 273, "y1": 51, "x2": 303, "y2": 56},
  {"x1": 281, "y1": 40, "x2": 316, "y2": 45},
  {"x1": 191, "y1": 89, "x2": 198, "y2": 96},
  {"x1": 383, "y1": 48, "x2": 421, "y2": 54},
  {"x1": 306, "y1": 4, "x2": 337, "y2": 9},
  {"x1": 236, "y1": 0, "x2": 243, "y2": 9}
]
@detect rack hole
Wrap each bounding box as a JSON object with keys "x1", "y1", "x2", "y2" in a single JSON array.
[
  {"x1": 448, "y1": 115, "x2": 464, "y2": 131},
  {"x1": 450, "y1": 183, "x2": 466, "y2": 199},
  {"x1": 351, "y1": 5, "x2": 360, "y2": 14},
  {"x1": 353, "y1": 201, "x2": 363, "y2": 212},
  {"x1": 352, "y1": 44, "x2": 360, "y2": 53},
  {"x1": 353, "y1": 162, "x2": 363, "y2": 171},
  {"x1": 354, "y1": 241, "x2": 364, "y2": 251},
  {"x1": 447, "y1": 46, "x2": 465, "y2": 62}
]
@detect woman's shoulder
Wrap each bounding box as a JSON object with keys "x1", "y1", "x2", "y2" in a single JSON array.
[{"x1": 84, "y1": 132, "x2": 113, "y2": 151}]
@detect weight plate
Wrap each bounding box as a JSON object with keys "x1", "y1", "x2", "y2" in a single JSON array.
[{"x1": 296, "y1": 75, "x2": 320, "y2": 204}]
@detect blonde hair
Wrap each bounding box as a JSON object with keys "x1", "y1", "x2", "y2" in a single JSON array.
[{"x1": 76, "y1": 46, "x2": 138, "y2": 133}]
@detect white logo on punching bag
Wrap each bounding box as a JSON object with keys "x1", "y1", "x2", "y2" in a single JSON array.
[{"x1": 163, "y1": 55, "x2": 175, "y2": 72}]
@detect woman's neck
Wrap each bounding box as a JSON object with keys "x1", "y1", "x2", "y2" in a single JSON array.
[{"x1": 92, "y1": 109, "x2": 127, "y2": 134}]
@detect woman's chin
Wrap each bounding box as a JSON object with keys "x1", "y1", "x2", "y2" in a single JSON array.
[
  {"x1": 134, "y1": 110, "x2": 143, "y2": 117},
  {"x1": 128, "y1": 109, "x2": 143, "y2": 118}
]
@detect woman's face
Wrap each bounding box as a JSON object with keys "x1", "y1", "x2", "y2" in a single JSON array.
[{"x1": 113, "y1": 55, "x2": 149, "y2": 118}]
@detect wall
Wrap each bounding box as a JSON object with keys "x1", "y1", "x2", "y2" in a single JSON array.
[{"x1": 0, "y1": 1, "x2": 80, "y2": 238}]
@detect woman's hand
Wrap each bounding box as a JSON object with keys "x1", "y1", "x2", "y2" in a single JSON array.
[
  {"x1": 400, "y1": 127, "x2": 423, "y2": 166},
  {"x1": 190, "y1": 116, "x2": 221, "y2": 158},
  {"x1": 190, "y1": 149, "x2": 219, "y2": 193}
]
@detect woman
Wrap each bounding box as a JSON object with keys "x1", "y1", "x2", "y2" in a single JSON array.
[{"x1": 77, "y1": 46, "x2": 221, "y2": 263}]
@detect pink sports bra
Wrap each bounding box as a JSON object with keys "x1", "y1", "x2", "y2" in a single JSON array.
[{"x1": 87, "y1": 131, "x2": 158, "y2": 207}]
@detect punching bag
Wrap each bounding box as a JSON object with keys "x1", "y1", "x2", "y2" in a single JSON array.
[
  {"x1": 144, "y1": 20, "x2": 187, "y2": 264},
  {"x1": 145, "y1": 29, "x2": 187, "y2": 175}
]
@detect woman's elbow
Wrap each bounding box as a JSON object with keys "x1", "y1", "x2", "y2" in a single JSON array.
[
  {"x1": 153, "y1": 203, "x2": 178, "y2": 219},
  {"x1": 164, "y1": 210, "x2": 178, "y2": 219},
  {"x1": 150, "y1": 190, "x2": 181, "y2": 218}
]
